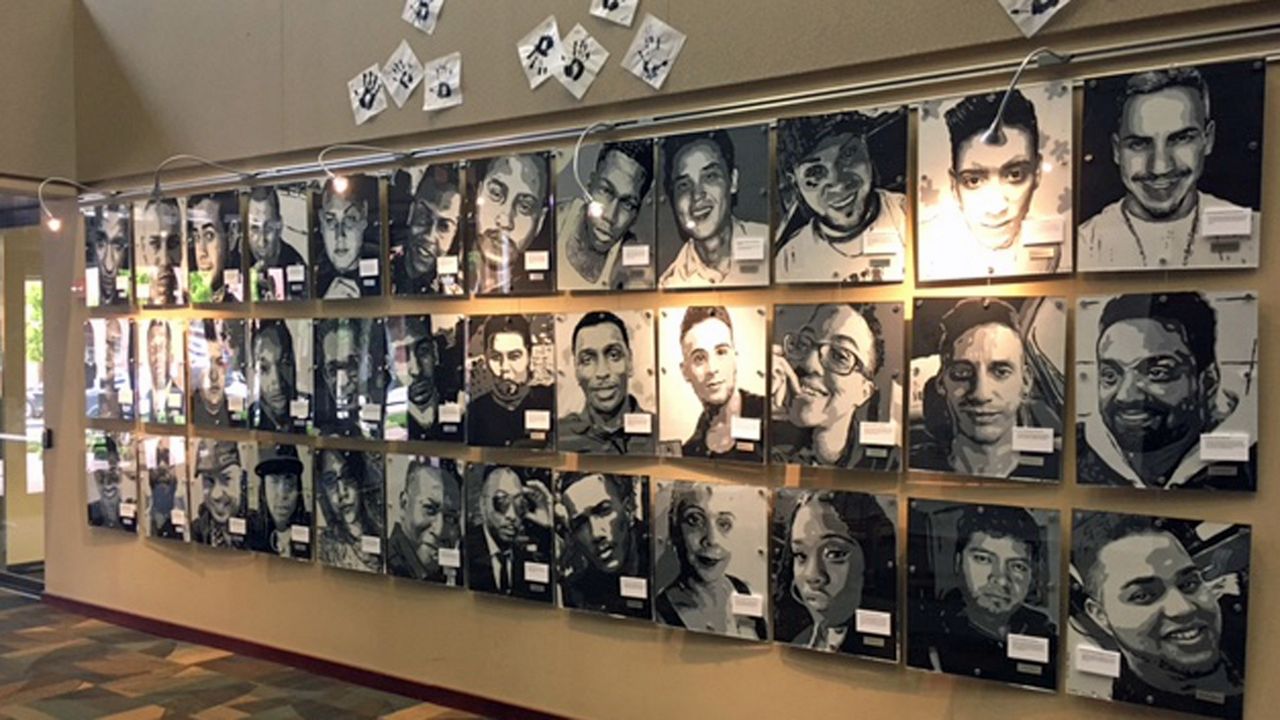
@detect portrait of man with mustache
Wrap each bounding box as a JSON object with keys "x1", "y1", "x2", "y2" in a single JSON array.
[
  {"x1": 554, "y1": 472, "x2": 651, "y2": 619},
  {"x1": 466, "y1": 314, "x2": 556, "y2": 450},
  {"x1": 466, "y1": 153, "x2": 554, "y2": 296}
]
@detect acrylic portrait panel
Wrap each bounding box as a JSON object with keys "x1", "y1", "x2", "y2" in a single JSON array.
[
  {"x1": 771, "y1": 489, "x2": 898, "y2": 662},
  {"x1": 463, "y1": 463, "x2": 555, "y2": 604},
  {"x1": 385, "y1": 314, "x2": 467, "y2": 444},
  {"x1": 770, "y1": 302, "x2": 904, "y2": 471},
  {"x1": 140, "y1": 435, "x2": 189, "y2": 543},
  {"x1": 554, "y1": 309, "x2": 656, "y2": 457},
  {"x1": 774, "y1": 107, "x2": 908, "y2": 285},
  {"x1": 312, "y1": 318, "x2": 387, "y2": 440},
  {"x1": 652, "y1": 480, "x2": 769, "y2": 641},
  {"x1": 554, "y1": 471, "x2": 651, "y2": 620},
  {"x1": 1079, "y1": 60, "x2": 1265, "y2": 272},
  {"x1": 313, "y1": 174, "x2": 383, "y2": 300},
  {"x1": 554, "y1": 139, "x2": 658, "y2": 291},
  {"x1": 465, "y1": 313, "x2": 556, "y2": 450},
  {"x1": 906, "y1": 499, "x2": 1061, "y2": 691},
  {"x1": 384, "y1": 454, "x2": 464, "y2": 586},
  {"x1": 138, "y1": 318, "x2": 187, "y2": 425},
  {"x1": 85, "y1": 318, "x2": 135, "y2": 421},
  {"x1": 1067, "y1": 511, "x2": 1250, "y2": 720},
  {"x1": 85, "y1": 430, "x2": 139, "y2": 534},
  {"x1": 1075, "y1": 291, "x2": 1258, "y2": 491},
  {"x1": 314, "y1": 449, "x2": 386, "y2": 575},
  {"x1": 466, "y1": 152, "x2": 556, "y2": 296},
  {"x1": 83, "y1": 203, "x2": 133, "y2": 308},
  {"x1": 658, "y1": 305, "x2": 767, "y2": 463},
  {"x1": 186, "y1": 190, "x2": 244, "y2": 304},
  {"x1": 247, "y1": 443, "x2": 314, "y2": 561},
  {"x1": 908, "y1": 296, "x2": 1066, "y2": 482},
  {"x1": 656, "y1": 124, "x2": 771, "y2": 290},
  {"x1": 187, "y1": 438, "x2": 253, "y2": 551},
  {"x1": 916, "y1": 81, "x2": 1074, "y2": 281},
  {"x1": 188, "y1": 318, "x2": 249, "y2": 429},
  {"x1": 389, "y1": 163, "x2": 467, "y2": 297},
  {"x1": 250, "y1": 318, "x2": 312, "y2": 435},
  {"x1": 133, "y1": 197, "x2": 187, "y2": 306},
  {"x1": 248, "y1": 184, "x2": 311, "y2": 302}
]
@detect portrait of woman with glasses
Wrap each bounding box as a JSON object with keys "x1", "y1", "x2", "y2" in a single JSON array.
[
  {"x1": 312, "y1": 317, "x2": 388, "y2": 439},
  {"x1": 315, "y1": 449, "x2": 384, "y2": 574}
]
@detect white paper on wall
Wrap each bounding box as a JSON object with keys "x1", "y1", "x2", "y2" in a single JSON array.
[
  {"x1": 517, "y1": 16, "x2": 564, "y2": 90},
  {"x1": 557, "y1": 23, "x2": 609, "y2": 100},
  {"x1": 620, "y1": 14, "x2": 686, "y2": 90},
  {"x1": 382, "y1": 40, "x2": 424, "y2": 109},
  {"x1": 348, "y1": 63, "x2": 388, "y2": 125},
  {"x1": 996, "y1": 0, "x2": 1073, "y2": 38},
  {"x1": 589, "y1": 0, "x2": 639, "y2": 27},
  {"x1": 423, "y1": 52, "x2": 463, "y2": 111},
  {"x1": 401, "y1": 0, "x2": 445, "y2": 34}
]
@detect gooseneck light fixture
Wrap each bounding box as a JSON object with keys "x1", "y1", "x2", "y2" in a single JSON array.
[
  {"x1": 37, "y1": 177, "x2": 99, "y2": 232},
  {"x1": 980, "y1": 46, "x2": 1073, "y2": 146},
  {"x1": 572, "y1": 122, "x2": 615, "y2": 219},
  {"x1": 150, "y1": 154, "x2": 257, "y2": 200},
  {"x1": 317, "y1": 144, "x2": 413, "y2": 195}
]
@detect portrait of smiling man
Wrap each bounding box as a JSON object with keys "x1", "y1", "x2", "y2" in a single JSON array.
[
  {"x1": 554, "y1": 471, "x2": 651, "y2": 618},
  {"x1": 557, "y1": 310, "x2": 655, "y2": 456},
  {"x1": 390, "y1": 163, "x2": 465, "y2": 296},
  {"x1": 467, "y1": 153, "x2": 554, "y2": 295},
  {"x1": 189, "y1": 439, "x2": 249, "y2": 550},
  {"x1": 386, "y1": 456, "x2": 463, "y2": 586}
]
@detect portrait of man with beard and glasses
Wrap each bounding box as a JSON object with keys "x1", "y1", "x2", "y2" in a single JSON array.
[
  {"x1": 247, "y1": 185, "x2": 310, "y2": 301},
  {"x1": 466, "y1": 153, "x2": 555, "y2": 296},
  {"x1": 554, "y1": 472, "x2": 651, "y2": 619},
  {"x1": 189, "y1": 319, "x2": 248, "y2": 429},
  {"x1": 83, "y1": 203, "x2": 133, "y2": 307},
  {"x1": 555, "y1": 310, "x2": 656, "y2": 456},
  {"x1": 466, "y1": 314, "x2": 556, "y2": 450},
  {"x1": 556, "y1": 139, "x2": 657, "y2": 291},
  {"x1": 917, "y1": 83, "x2": 1073, "y2": 281},
  {"x1": 1068, "y1": 511, "x2": 1250, "y2": 720},
  {"x1": 86, "y1": 431, "x2": 139, "y2": 533},
  {"x1": 657, "y1": 126, "x2": 770, "y2": 289},
  {"x1": 186, "y1": 191, "x2": 243, "y2": 304},
  {"x1": 770, "y1": 303, "x2": 903, "y2": 471},
  {"x1": 134, "y1": 197, "x2": 186, "y2": 306},
  {"x1": 315, "y1": 449, "x2": 385, "y2": 574},
  {"x1": 907, "y1": 500, "x2": 1060, "y2": 691},
  {"x1": 1076, "y1": 292, "x2": 1257, "y2": 491},
  {"x1": 385, "y1": 315, "x2": 466, "y2": 444},
  {"x1": 313, "y1": 318, "x2": 387, "y2": 439},
  {"x1": 85, "y1": 318, "x2": 136, "y2": 421},
  {"x1": 247, "y1": 443, "x2": 313, "y2": 561},
  {"x1": 141, "y1": 436, "x2": 189, "y2": 542},
  {"x1": 140, "y1": 319, "x2": 186, "y2": 425},
  {"x1": 385, "y1": 455, "x2": 463, "y2": 586},
  {"x1": 1079, "y1": 61, "x2": 1264, "y2": 272},
  {"x1": 250, "y1": 319, "x2": 311, "y2": 435},
  {"x1": 658, "y1": 305, "x2": 767, "y2": 463},
  {"x1": 774, "y1": 107, "x2": 908, "y2": 284},
  {"x1": 463, "y1": 464, "x2": 554, "y2": 603},
  {"x1": 189, "y1": 439, "x2": 251, "y2": 550},
  {"x1": 771, "y1": 489, "x2": 898, "y2": 661},
  {"x1": 389, "y1": 163, "x2": 465, "y2": 296},
  {"x1": 314, "y1": 175, "x2": 382, "y2": 299},
  {"x1": 909, "y1": 297, "x2": 1065, "y2": 482}
]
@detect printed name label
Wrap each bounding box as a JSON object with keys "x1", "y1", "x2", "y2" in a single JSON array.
[
  {"x1": 859, "y1": 421, "x2": 897, "y2": 447},
  {"x1": 622, "y1": 244, "x2": 650, "y2": 267},
  {"x1": 624, "y1": 412, "x2": 653, "y2": 435},
  {"x1": 1012, "y1": 426, "x2": 1055, "y2": 454},
  {"x1": 229, "y1": 517, "x2": 247, "y2": 535},
  {"x1": 119, "y1": 502, "x2": 137, "y2": 519},
  {"x1": 438, "y1": 547, "x2": 461, "y2": 568},
  {"x1": 525, "y1": 409, "x2": 552, "y2": 431},
  {"x1": 730, "y1": 416, "x2": 762, "y2": 441},
  {"x1": 291, "y1": 525, "x2": 311, "y2": 543},
  {"x1": 436, "y1": 255, "x2": 459, "y2": 276},
  {"x1": 360, "y1": 404, "x2": 383, "y2": 422},
  {"x1": 1075, "y1": 645, "x2": 1121, "y2": 678},
  {"x1": 1201, "y1": 207, "x2": 1252, "y2": 238},
  {"x1": 439, "y1": 403, "x2": 462, "y2": 423},
  {"x1": 170, "y1": 509, "x2": 187, "y2": 525},
  {"x1": 730, "y1": 592, "x2": 765, "y2": 618},
  {"x1": 524, "y1": 561, "x2": 550, "y2": 584},
  {"x1": 1200, "y1": 432, "x2": 1250, "y2": 462},
  {"x1": 360, "y1": 535, "x2": 382, "y2": 555},
  {"x1": 1022, "y1": 217, "x2": 1065, "y2": 246},
  {"x1": 732, "y1": 235, "x2": 766, "y2": 262},
  {"x1": 855, "y1": 608, "x2": 892, "y2": 636},
  {"x1": 223, "y1": 269, "x2": 242, "y2": 288},
  {"x1": 864, "y1": 230, "x2": 901, "y2": 255},
  {"x1": 620, "y1": 576, "x2": 648, "y2": 599},
  {"x1": 524, "y1": 250, "x2": 550, "y2": 271},
  {"x1": 1007, "y1": 633, "x2": 1050, "y2": 664},
  {"x1": 290, "y1": 398, "x2": 310, "y2": 419},
  {"x1": 359, "y1": 258, "x2": 379, "y2": 277},
  {"x1": 286, "y1": 264, "x2": 306, "y2": 282}
]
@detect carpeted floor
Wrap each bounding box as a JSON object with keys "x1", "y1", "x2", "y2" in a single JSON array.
[{"x1": 0, "y1": 591, "x2": 482, "y2": 719}]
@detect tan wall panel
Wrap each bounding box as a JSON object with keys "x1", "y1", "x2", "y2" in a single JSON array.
[{"x1": 0, "y1": 0, "x2": 76, "y2": 179}]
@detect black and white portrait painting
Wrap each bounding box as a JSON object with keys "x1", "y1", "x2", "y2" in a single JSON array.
[
  {"x1": 466, "y1": 313, "x2": 556, "y2": 450},
  {"x1": 554, "y1": 471, "x2": 651, "y2": 619},
  {"x1": 315, "y1": 449, "x2": 385, "y2": 574},
  {"x1": 83, "y1": 203, "x2": 132, "y2": 308},
  {"x1": 85, "y1": 318, "x2": 135, "y2": 421},
  {"x1": 770, "y1": 303, "x2": 903, "y2": 471},
  {"x1": 140, "y1": 435, "x2": 189, "y2": 543},
  {"x1": 1075, "y1": 291, "x2": 1257, "y2": 491},
  {"x1": 555, "y1": 309, "x2": 656, "y2": 456},
  {"x1": 314, "y1": 175, "x2": 382, "y2": 300},
  {"x1": 250, "y1": 318, "x2": 312, "y2": 435},
  {"x1": 313, "y1": 318, "x2": 387, "y2": 439},
  {"x1": 771, "y1": 489, "x2": 898, "y2": 661},
  {"x1": 248, "y1": 184, "x2": 310, "y2": 302},
  {"x1": 908, "y1": 296, "x2": 1066, "y2": 482},
  {"x1": 775, "y1": 107, "x2": 908, "y2": 284},
  {"x1": 139, "y1": 318, "x2": 186, "y2": 425},
  {"x1": 466, "y1": 153, "x2": 555, "y2": 296},
  {"x1": 1068, "y1": 511, "x2": 1250, "y2": 720},
  {"x1": 188, "y1": 438, "x2": 252, "y2": 551},
  {"x1": 186, "y1": 191, "x2": 243, "y2": 304},
  {"x1": 916, "y1": 82, "x2": 1073, "y2": 281},
  {"x1": 653, "y1": 481, "x2": 769, "y2": 640},
  {"x1": 657, "y1": 125, "x2": 771, "y2": 289},
  {"x1": 385, "y1": 454, "x2": 464, "y2": 586},
  {"x1": 658, "y1": 305, "x2": 766, "y2": 463},
  {"x1": 188, "y1": 319, "x2": 248, "y2": 429},
  {"x1": 385, "y1": 314, "x2": 467, "y2": 443},
  {"x1": 555, "y1": 140, "x2": 657, "y2": 291},
  {"x1": 389, "y1": 163, "x2": 466, "y2": 297},
  {"x1": 85, "y1": 430, "x2": 138, "y2": 534},
  {"x1": 907, "y1": 499, "x2": 1060, "y2": 690},
  {"x1": 247, "y1": 443, "x2": 313, "y2": 561},
  {"x1": 133, "y1": 197, "x2": 187, "y2": 306},
  {"x1": 1079, "y1": 61, "x2": 1264, "y2": 272},
  {"x1": 463, "y1": 463, "x2": 554, "y2": 604}
]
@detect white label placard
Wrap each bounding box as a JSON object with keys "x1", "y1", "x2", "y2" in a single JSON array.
[
  {"x1": 286, "y1": 264, "x2": 306, "y2": 282},
  {"x1": 624, "y1": 412, "x2": 653, "y2": 435},
  {"x1": 1075, "y1": 645, "x2": 1122, "y2": 678},
  {"x1": 116, "y1": 275, "x2": 131, "y2": 292},
  {"x1": 85, "y1": 268, "x2": 100, "y2": 307},
  {"x1": 864, "y1": 230, "x2": 901, "y2": 255},
  {"x1": 289, "y1": 398, "x2": 309, "y2": 419},
  {"x1": 223, "y1": 268, "x2": 242, "y2": 289},
  {"x1": 1007, "y1": 633, "x2": 1050, "y2": 664},
  {"x1": 1021, "y1": 217, "x2": 1065, "y2": 246},
  {"x1": 730, "y1": 416, "x2": 762, "y2": 441},
  {"x1": 119, "y1": 502, "x2": 137, "y2": 519},
  {"x1": 1200, "y1": 432, "x2": 1250, "y2": 462},
  {"x1": 291, "y1": 525, "x2": 311, "y2": 543},
  {"x1": 167, "y1": 392, "x2": 184, "y2": 409},
  {"x1": 119, "y1": 388, "x2": 134, "y2": 405},
  {"x1": 170, "y1": 508, "x2": 187, "y2": 525},
  {"x1": 621, "y1": 244, "x2": 650, "y2": 267},
  {"x1": 229, "y1": 517, "x2": 247, "y2": 535},
  {"x1": 859, "y1": 421, "x2": 897, "y2": 447},
  {"x1": 1201, "y1": 207, "x2": 1252, "y2": 238},
  {"x1": 361, "y1": 535, "x2": 382, "y2": 555},
  {"x1": 1013, "y1": 426, "x2": 1055, "y2": 454},
  {"x1": 730, "y1": 592, "x2": 765, "y2": 618},
  {"x1": 359, "y1": 258, "x2": 379, "y2": 277},
  {"x1": 437, "y1": 255, "x2": 459, "y2": 276},
  {"x1": 525, "y1": 250, "x2": 550, "y2": 271},
  {"x1": 524, "y1": 561, "x2": 550, "y2": 584},
  {"x1": 732, "y1": 235, "x2": 766, "y2": 262},
  {"x1": 620, "y1": 576, "x2": 648, "y2": 599},
  {"x1": 227, "y1": 395, "x2": 244, "y2": 413},
  {"x1": 525, "y1": 409, "x2": 552, "y2": 431},
  {"x1": 137, "y1": 274, "x2": 152, "y2": 299},
  {"x1": 360, "y1": 404, "x2": 383, "y2": 422},
  {"x1": 439, "y1": 403, "x2": 462, "y2": 423},
  {"x1": 438, "y1": 547, "x2": 462, "y2": 568},
  {"x1": 855, "y1": 608, "x2": 892, "y2": 637}
]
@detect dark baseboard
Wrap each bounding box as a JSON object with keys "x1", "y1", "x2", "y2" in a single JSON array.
[
  {"x1": 43, "y1": 592, "x2": 567, "y2": 720},
  {"x1": 0, "y1": 570, "x2": 44, "y2": 596}
]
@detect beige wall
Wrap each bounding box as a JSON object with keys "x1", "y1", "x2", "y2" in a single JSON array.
[{"x1": 0, "y1": 0, "x2": 76, "y2": 179}]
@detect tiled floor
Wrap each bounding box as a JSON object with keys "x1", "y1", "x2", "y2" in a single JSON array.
[{"x1": 0, "y1": 591, "x2": 483, "y2": 719}]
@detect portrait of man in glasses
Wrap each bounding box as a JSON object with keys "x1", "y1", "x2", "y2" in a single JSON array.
[
  {"x1": 390, "y1": 163, "x2": 465, "y2": 296},
  {"x1": 84, "y1": 203, "x2": 133, "y2": 307},
  {"x1": 464, "y1": 463, "x2": 554, "y2": 603},
  {"x1": 313, "y1": 318, "x2": 387, "y2": 439}
]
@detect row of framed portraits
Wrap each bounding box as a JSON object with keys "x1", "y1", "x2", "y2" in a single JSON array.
[
  {"x1": 82, "y1": 59, "x2": 1266, "y2": 308},
  {"x1": 87, "y1": 290, "x2": 1259, "y2": 491},
  {"x1": 83, "y1": 435, "x2": 1251, "y2": 720}
]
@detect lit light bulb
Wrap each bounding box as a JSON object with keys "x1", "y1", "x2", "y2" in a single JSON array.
[
  {"x1": 587, "y1": 200, "x2": 604, "y2": 219},
  {"x1": 45, "y1": 216, "x2": 62, "y2": 232},
  {"x1": 1041, "y1": 161, "x2": 1053, "y2": 173},
  {"x1": 332, "y1": 175, "x2": 350, "y2": 194},
  {"x1": 685, "y1": 220, "x2": 696, "y2": 231}
]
